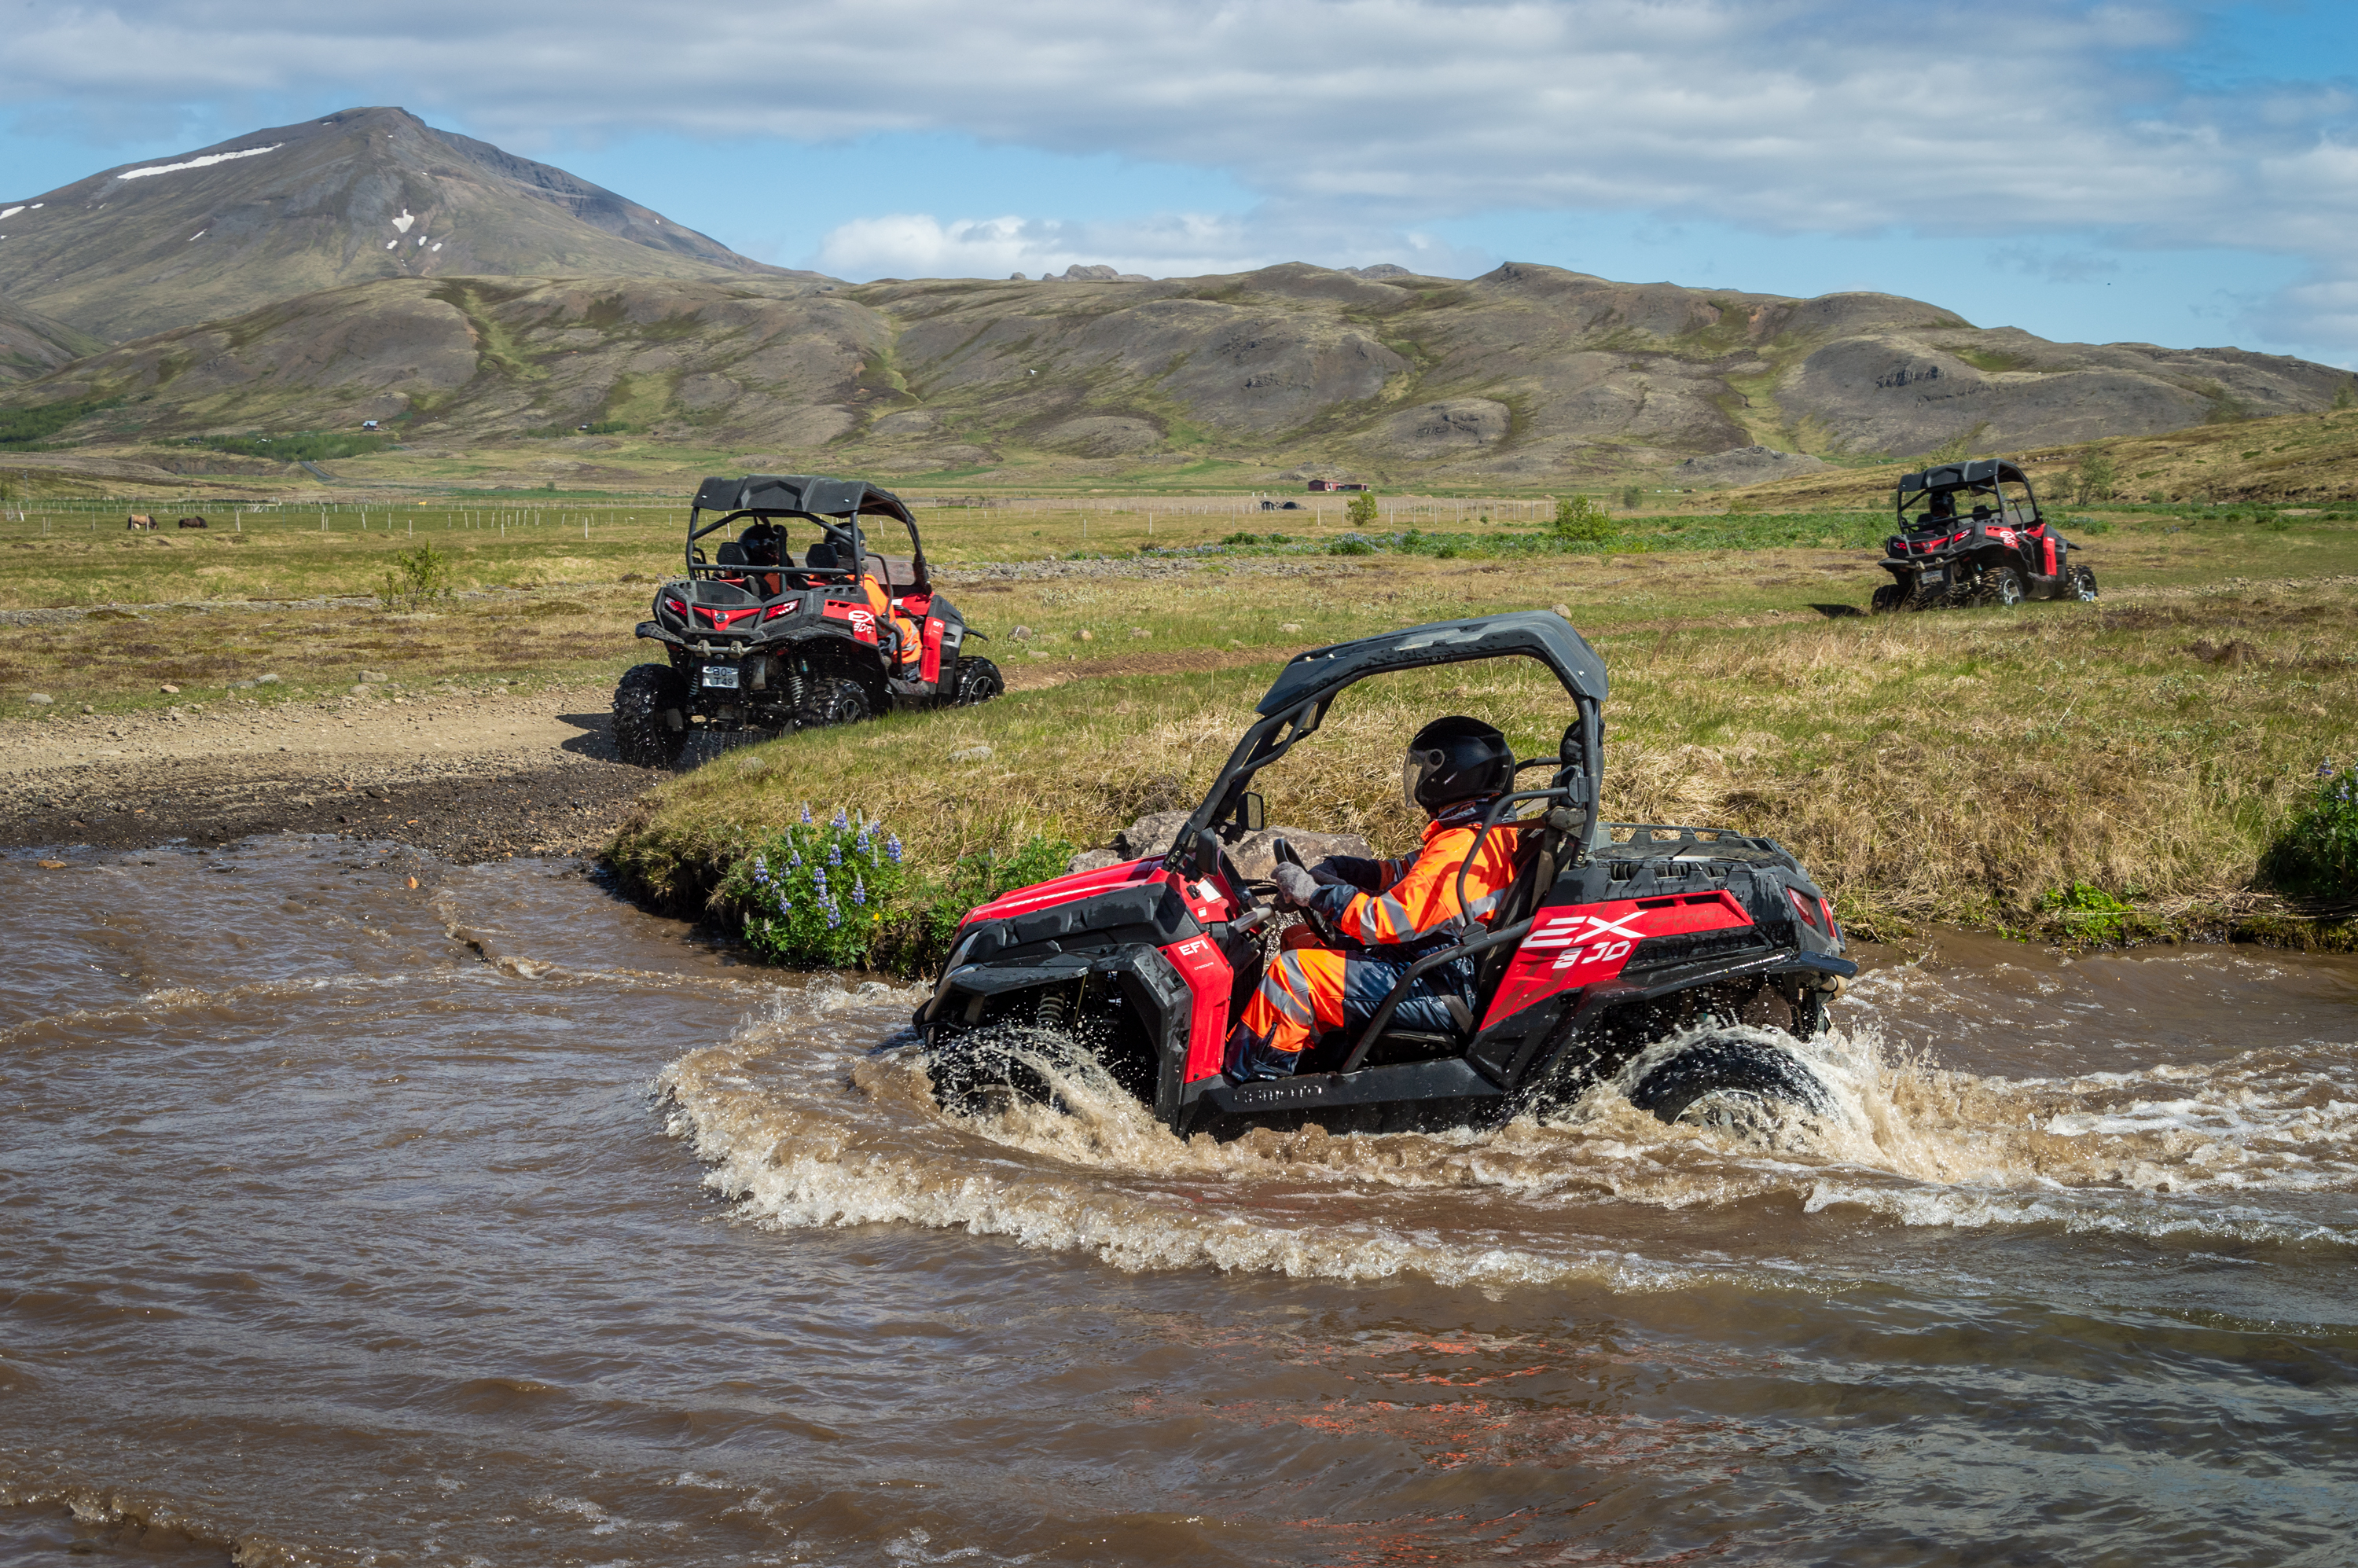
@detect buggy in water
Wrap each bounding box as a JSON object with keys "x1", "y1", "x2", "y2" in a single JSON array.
[
  {"x1": 614, "y1": 474, "x2": 1002, "y2": 767},
  {"x1": 915, "y1": 611, "x2": 1856, "y2": 1138},
  {"x1": 1872, "y1": 457, "x2": 2097, "y2": 612}
]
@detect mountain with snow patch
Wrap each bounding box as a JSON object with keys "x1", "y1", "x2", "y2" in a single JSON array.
[{"x1": 0, "y1": 107, "x2": 817, "y2": 342}]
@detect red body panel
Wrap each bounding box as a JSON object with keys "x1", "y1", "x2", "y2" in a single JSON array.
[
  {"x1": 960, "y1": 856, "x2": 1245, "y2": 1086},
  {"x1": 822, "y1": 600, "x2": 880, "y2": 644},
  {"x1": 1162, "y1": 934, "x2": 1236, "y2": 1083},
  {"x1": 1480, "y1": 890, "x2": 1752, "y2": 1026},
  {"x1": 920, "y1": 616, "x2": 946, "y2": 683}
]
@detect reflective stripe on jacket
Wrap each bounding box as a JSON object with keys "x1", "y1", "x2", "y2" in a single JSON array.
[{"x1": 1305, "y1": 812, "x2": 1522, "y2": 949}]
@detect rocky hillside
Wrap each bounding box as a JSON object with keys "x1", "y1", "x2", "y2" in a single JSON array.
[
  {"x1": 5, "y1": 261, "x2": 2350, "y2": 481},
  {"x1": 0, "y1": 107, "x2": 807, "y2": 342},
  {"x1": 0, "y1": 297, "x2": 103, "y2": 384}
]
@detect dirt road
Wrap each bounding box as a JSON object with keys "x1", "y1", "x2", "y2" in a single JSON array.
[{"x1": 0, "y1": 681, "x2": 659, "y2": 860}]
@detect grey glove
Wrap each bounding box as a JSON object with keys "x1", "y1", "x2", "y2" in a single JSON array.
[
  {"x1": 1309, "y1": 859, "x2": 1352, "y2": 887},
  {"x1": 1269, "y1": 861, "x2": 1319, "y2": 908}
]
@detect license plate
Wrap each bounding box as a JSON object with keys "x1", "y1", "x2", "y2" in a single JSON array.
[
  {"x1": 1921, "y1": 570, "x2": 1947, "y2": 586},
  {"x1": 700, "y1": 665, "x2": 740, "y2": 689}
]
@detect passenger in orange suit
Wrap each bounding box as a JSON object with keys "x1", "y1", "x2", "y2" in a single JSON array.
[
  {"x1": 1226, "y1": 716, "x2": 1524, "y2": 1081},
  {"x1": 858, "y1": 567, "x2": 922, "y2": 666}
]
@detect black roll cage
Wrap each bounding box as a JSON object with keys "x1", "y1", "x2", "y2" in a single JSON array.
[
  {"x1": 681, "y1": 473, "x2": 932, "y2": 596},
  {"x1": 1894, "y1": 457, "x2": 2044, "y2": 531},
  {"x1": 1164, "y1": 613, "x2": 1611, "y2": 1067}
]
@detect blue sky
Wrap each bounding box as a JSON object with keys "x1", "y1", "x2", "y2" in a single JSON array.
[{"x1": 5, "y1": 0, "x2": 2354, "y2": 365}]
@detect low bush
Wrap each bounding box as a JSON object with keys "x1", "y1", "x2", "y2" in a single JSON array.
[
  {"x1": 1, "y1": 396, "x2": 121, "y2": 449},
  {"x1": 2260, "y1": 764, "x2": 2358, "y2": 898},
  {"x1": 724, "y1": 807, "x2": 1074, "y2": 971},
  {"x1": 1552, "y1": 495, "x2": 1614, "y2": 542},
  {"x1": 2040, "y1": 881, "x2": 2136, "y2": 942}
]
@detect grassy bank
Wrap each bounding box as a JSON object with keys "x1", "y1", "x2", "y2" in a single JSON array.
[{"x1": 607, "y1": 557, "x2": 2358, "y2": 965}]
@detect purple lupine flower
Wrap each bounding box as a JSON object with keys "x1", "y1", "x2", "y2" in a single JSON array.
[
  {"x1": 885, "y1": 835, "x2": 903, "y2": 865},
  {"x1": 827, "y1": 841, "x2": 842, "y2": 867},
  {"x1": 825, "y1": 898, "x2": 841, "y2": 929},
  {"x1": 800, "y1": 802, "x2": 814, "y2": 824},
  {"x1": 832, "y1": 807, "x2": 850, "y2": 831},
  {"x1": 851, "y1": 876, "x2": 866, "y2": 907}
]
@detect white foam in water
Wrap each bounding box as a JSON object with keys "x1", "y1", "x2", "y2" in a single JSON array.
[{"x1": 656, "y1": 968, "x2": 2358, "y2": 1279}]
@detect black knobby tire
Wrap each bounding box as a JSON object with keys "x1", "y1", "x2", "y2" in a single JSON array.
[
  {"x1": 795, "y1": 674, "x2": 869, "y2": 731},
  {"x1": 1628, "y1": 1032, "x2": 1830, "y2": 1128},
  {"x1": 612, "y1": 663, "x2": 689, "y2": 768},
  {"x1": 2072, "y1": 565, "x2": 2099, "y2": 602},
  {"x1": 950, "y1": 656, "x2": 1005, "y2": 707},
  {"x1": 1869, "y1": 583, "x2": 1907, "y2": 615},
  {"x1": 1982, "y1": 566, "x2": 2024, "y2": 608}
]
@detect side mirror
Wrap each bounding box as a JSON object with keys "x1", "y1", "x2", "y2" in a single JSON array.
[{"x1": 1236, "y1": 791, "x2": 1266, "y2": 833}]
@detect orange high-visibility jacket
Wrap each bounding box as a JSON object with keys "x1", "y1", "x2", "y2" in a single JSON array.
[
  {"x1": 1304, "y1": 816, "x2": 1523, "y2": 949},
  {"x1": 860, "y1": 572, "x2": 921, "y2": 663}
]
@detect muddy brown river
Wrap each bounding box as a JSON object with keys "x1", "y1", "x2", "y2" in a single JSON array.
[{"x1": 3, "y1": 837, "x2": 2353, "y2": 1565}]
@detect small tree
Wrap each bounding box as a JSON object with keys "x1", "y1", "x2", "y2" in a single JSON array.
[
  {"x1": 1551, "y1": 494, "x2": 1614, "y2": 542},
  {"x1": 2334, "y1": 377, "x2": 2356, "y2": 410},
  {"x1": 1345, "y1": 489, "x2": 1379, "y2": 527},
  {"x1": 379, "y1": 542, "x2": 452, "y2": 610},
  {"x1": 1620, "y1": 485, "x2": 1644, "y2": 512},
  {"x1": 2074, "y1": 450, "x2": 2117, "y2": 504}
]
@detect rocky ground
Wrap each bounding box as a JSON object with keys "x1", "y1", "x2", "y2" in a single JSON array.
[{"x1": 0, "y1": 680, "x2": 662, "y2": 861}]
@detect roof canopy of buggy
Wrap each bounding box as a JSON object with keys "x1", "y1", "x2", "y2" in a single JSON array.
[
  {"x1": 1898, "y1": 458, "x2": 2033, "y2": 495},
  {"x1": 1256, "y1": 611, "x2": 1608, "y2": 716},
  {"x1": 690, "y1": 474, "x2": 915, "y2": 522}
]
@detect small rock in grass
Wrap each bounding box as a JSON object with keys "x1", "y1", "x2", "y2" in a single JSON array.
[
  {"x1": 1550, "y1": 602, "x2": 1571, "y2": 619},
  {"x1": 947, "y1": 744, "x2": 994, "y2": 764},
  {"x1": 1277, "y1": 622, "x2": 1302, "y2": 633},
  {"x1": 360, "y1": 670, "x2": 389, "y2": 683},
  {"x1": 255, "y1": 673, "x2": 281, "y2": 685},
  {"x1": 25, "y1": 692, "x2": 53, "y2": 706},
  {"x1": 1077, "y1": 628, "x2": 1094, "y2": 642},
  {"x1": 1129, "y1": 626, "x2": 1150, "y2": 638},
  {"x1": 1009, "y1": 624, "x2": 1033, "y2": 641},
  {"x1": 159, "y1": 684, "x2": 179, "y2": 695},
  {"x1": 1066, "y1": 848, "x2": 1123, "y2": 876}
]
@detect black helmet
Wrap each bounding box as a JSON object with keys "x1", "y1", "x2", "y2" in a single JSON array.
[{"x1": 1402, "y1": 715, "x2": 1512, "y2": 812}]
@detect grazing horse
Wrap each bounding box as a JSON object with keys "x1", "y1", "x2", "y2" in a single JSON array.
[
  {"x1": 126, "y1": 514, "x2": 154, "y2": 531},
  {"x1": 177, "y1": 516, "x2": 208, "y2": 529}
]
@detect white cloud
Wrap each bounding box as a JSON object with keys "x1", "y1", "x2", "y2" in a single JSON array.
[
  {"x1": 811, "y1": 210, "x2": 1486, "y2": 280},
  {"x1": 3, "y1": 1, "x2": 2356, "y2": 340}
]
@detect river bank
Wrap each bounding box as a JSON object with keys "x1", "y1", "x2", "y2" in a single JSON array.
[{"x1": 0, "y1": 678, "x2": 654, "y2": 860}]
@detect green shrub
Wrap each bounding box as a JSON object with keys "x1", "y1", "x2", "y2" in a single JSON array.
[
  {"x1": 377, "y1": 542, "x2": 452, "y2": 610},
  {"x1": 1327, "y1": 535, "x2": 1376, "y2": 556},
  {"x1": 2260, "y1": 765, "x2": 2358, "y2": 898},
  {"x1": 1221, "y1": 531, "x2": 1259, "y2": 545},
  {"x1": 2040, "y1": 880, "x2": 2135, "y2": 942},
  {"x1": 731, "y1": 810, "x2": 912, "y2": 968},
  {"x1": 2073, "y1": 451, "x2": 2117, "y2": 503},
  {"x1": 1345, "y1": 490, "x2": 1379, "y2": 527},
  {"x1": 1, "y1": 396, "x2": 121, "y2": 449},
  {"x1": 1621, "y1": 485, "x2": 1644, "y2": 511},
  {"x1": 1551, "y1": 495, "x2": 1614, "y2": 542},
  {"x1": 727, "y1": 812, "x2": 1077, "y2": 971}
]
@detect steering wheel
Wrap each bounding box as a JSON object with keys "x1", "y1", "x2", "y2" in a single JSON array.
[{"x1": 1269, "y1": 836, "x2": 1344, "y2": 946}]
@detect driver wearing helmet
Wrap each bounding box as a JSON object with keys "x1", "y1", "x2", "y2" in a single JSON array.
[{"x1": 1225, "y1": 716, "x2": 1526, "y2": 1081}]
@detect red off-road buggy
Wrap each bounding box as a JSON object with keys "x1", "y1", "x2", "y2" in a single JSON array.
[
  {"x1": 1872, "y1": 457, "x2": 2097, "y2": 612},
  {"x1": 913, "y1": 611, "x2": 1856, "y2": 1137},
  {"x1": 614, "y1": 475, "x2": 1002, "y2": 767}
]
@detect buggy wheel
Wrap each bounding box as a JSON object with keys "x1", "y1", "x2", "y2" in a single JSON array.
[
  {"x1": 2071, "y1": 565, "x2": 2099, "y2": 601},
  {"x1": 1629, "y1": 1031, "x2": 1830, "y2": 1134},
  {"x1": 950, "y1": 655, "x2": 1004, "y2": 707},
  {"x1": 612, "y1": 663, "x2": 689, "y2": 768},
  {"x1": 1981, "y1": 567, "x2": 2024, "y2": 608},
  {"x1": 1869, "y1": 583, "x2": 1907, "y2": 615},
  {"x1": 795, "y1": 674, "x2": 869, "y2": 731}
]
